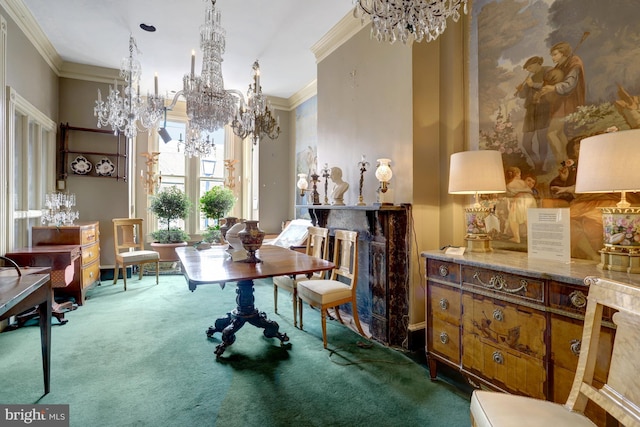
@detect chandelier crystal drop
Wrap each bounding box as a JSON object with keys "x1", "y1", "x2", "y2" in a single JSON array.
[
  {"x1": 182, "y1": 0, "x2": 239, "y2": 133},
  {"x1": 353, "y1": 0, "x2": 468, "y2": 44},
  {"x1": 231, "y1": 60, "x2": 281, "y2": 145},
  {"x1": 94, "y1": 36, "x2": 164, "y2": 138}
]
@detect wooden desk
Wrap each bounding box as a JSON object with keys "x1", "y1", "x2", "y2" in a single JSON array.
[
  {"x1": 0, "y1": 268, "x2": 52, "y2": 394},
  {"x1": 176, "y1": 245, "x2": 334, "y2": 356}
]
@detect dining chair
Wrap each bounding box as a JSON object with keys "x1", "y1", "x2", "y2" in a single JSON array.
[
  {"x1": 470, "y1": 275, "x2": 640, "y2": 427},
  {"x1": 297, "y1": 229, "x2": 365, "y2": 348},
  {"x1": 112, "y1": 218, "x2": 159, "y2": 290},
  {"x1": 272, "y1": 226, "x2": 329, "y2": 327}
]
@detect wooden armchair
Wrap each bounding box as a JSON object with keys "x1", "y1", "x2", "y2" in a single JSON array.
[
  {"x1": 470, "y1": 275, "x2": 640, "y2": 427},
  {"x1": 112, "y1": 218, "x2": 159, "y2": 290}
]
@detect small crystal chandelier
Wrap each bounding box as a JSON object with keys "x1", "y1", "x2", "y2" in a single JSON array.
[
  {"x1": 42, "y1": 193, "x2": 79, "y2": 226},
  {"x1": 94, "y1": 36, "x2": 164, "y2": 138},
  {"x1": 232, "y1": 61, "x2": 281, "y2": 145},
  {"x1": 353, "y1": 0, "x2": 469, "y2": 44},
  {"x1": 179, "y1": 122, "x2": 216, "y2": 158},
  {"x1": 181, "y1": 0, "x2": 239, "y2": 133}
]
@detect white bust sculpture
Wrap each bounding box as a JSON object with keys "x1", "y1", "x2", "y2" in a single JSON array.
[{"x1": 330, "y1": 167, "x2": 349, "y2": 206}]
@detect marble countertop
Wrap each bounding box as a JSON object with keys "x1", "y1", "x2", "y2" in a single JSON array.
[{"x1": 421, "y1": 249, "x2": 640, "y2": 287}]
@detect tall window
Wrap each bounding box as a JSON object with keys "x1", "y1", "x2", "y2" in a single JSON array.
[
  {"x1": 156, "y1": 119, "x2": 226, "y2": 236},
  {"x1": 6, "y1": 88, "x2": 56, "y2": 249}
]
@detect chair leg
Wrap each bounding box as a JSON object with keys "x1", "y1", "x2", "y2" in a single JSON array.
[
  {"x1": 321, "y1": 308, "x2": 328, "y2": 349},
  {"x1": 112, "y1": 265, "x2": 119, "y2": 285},
  {"x1": 138, "y1": 263, "x2": 143, "y2": 280},
  {"x1": 122, "y1": 265, "x2": 127, "y2": 291},
  {"x1": 334, "y1": 306, "x2": 344, "y2": 324},
  {"x1": 298, "y1": 297, "x2": 304, "y2": 330},
  {"x1": 351, "y1": 298, "x2": 366, "y2": 337},
  {"x1": 273, "y1": 284, "x2": 278, "y2": 314},
  {"x1": 292, "y1": 288, "x2": 298, "y2": 328},
  {"x1": 155, "y1": 261, "x2": 159, "y2": 285}
]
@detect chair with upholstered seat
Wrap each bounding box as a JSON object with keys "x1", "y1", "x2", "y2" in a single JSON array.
[
  {"x1": 470, "y1": 275, "x2": 640, "y2": 427},
  {"x1": 297, "y1": 229, "x2": 365, "y2": 348},
  {"x1": 273, "y1": 226, "x2": 329, "y2": 327},
  {"x1": 112, "y1": 218, "x2": 159, "y2": 290}
]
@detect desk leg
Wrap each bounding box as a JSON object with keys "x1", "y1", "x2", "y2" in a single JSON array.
[
  {"x1": 37, "y1": 293, "x2": 52, "y2": 395},
  {"x1": 206, "y1": 279, "x2": 289, "y2": 356}
]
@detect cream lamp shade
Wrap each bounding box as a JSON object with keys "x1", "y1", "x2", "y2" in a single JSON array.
[
  {"x1": 448, "y1": 150, "x2": 507, "y2": 206},
  {"x1": 575, "y1": 129, "x2": 640, "y2": 208},
  {"x1": 375, "y1": 158, "x2": 393, "y2": 193}
]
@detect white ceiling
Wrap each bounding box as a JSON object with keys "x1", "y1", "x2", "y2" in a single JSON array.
[{"x1": 18, "y1": 0, "x2": 358, "y2": 101}]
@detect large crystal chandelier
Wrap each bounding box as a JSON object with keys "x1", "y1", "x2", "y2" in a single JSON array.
[
  {"x1": 231, "y1": 61, "x2": 281, "y2": 145},
  {"x1": 94, "y1": 36, "x2": 164, "y2": 138},
  {"x1": 353, "y1": 0, "x2": 469, "y2": 44},
  {"x1": 182, "y1": 0, "x2": 239, "y2": 133},
  {"x1": 180, "y1": 122, "x2": 216, "y2": 158}
]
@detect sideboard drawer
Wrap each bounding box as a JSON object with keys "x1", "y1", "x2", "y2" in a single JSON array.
[
  {"x1": 81, "y1": 242, "x2": 100, "y2": 266},
  {"x1": 462, "y1": 266, "x2": 544, "y2": 304},
  {"x1": 82, "y1": 260, "x2": 100, "y2": 289},
  {"x1": 427, "y1": 259, "x2": 460, "y2": 285},
  {"x1": 428, "y1": 282, "x2": 461, "y2": 324},
  {"x1": 80, "y1": 227, "x2": 98, "y2": 245},
  {"x1": 429, "y1": 317, "x2": 460, "y2": 363}
]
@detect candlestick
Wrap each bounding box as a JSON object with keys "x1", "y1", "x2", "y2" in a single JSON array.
[
  {"x1": 154, "y1": 73, "x2": 158, "y2": 96},
  {"x1": 191, "y1": 50, "x2": 195, "y2": 76},
  {"x1": 357, "y1": 155, "x2": 370, "y2": 206},
  {"x1": 321, "y1": 163, "x2": 331, "y2": 205}
]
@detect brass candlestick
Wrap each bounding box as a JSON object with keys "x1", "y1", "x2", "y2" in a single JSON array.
[
  {"x1": 310, "y1": 172, "x2": 321, "y2": 205},
  {"x1": 321, "y1": 163, "x2": 331, "y2": 205},
  {"x1": 357, "y1": 156, "x2": 369, "y2": 206}
]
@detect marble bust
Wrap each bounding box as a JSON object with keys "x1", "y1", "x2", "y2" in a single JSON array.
[{"x1": 330, "y1": 167, "x2": 349, "y2": 206}]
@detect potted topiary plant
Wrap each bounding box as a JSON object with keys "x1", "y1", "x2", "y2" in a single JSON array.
[
  {"x1": 200, "y1": 186, "x2": 236, "y2": 244},
  {"x1": 149, "y1": 186, "x2": 192, "y2": 261}
]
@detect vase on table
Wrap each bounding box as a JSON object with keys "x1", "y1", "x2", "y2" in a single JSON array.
[
  {"x1": 220, "y1": 217, "x2": 238, "y2": 240},
  {"x1": 238, "y1": 220, "x2": 265, "y2": 263}
]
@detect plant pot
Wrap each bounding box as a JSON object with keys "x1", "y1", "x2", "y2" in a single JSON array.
[{"x1": 150, "y1": 241, "x2": 188, "y2": 262}]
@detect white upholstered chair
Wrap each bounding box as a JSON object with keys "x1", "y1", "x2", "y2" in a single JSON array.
[
  {"x1": 112, "y1": 218, "x2": 159, "y2": 290},
  {"x1": 470, "y1": 275, "x2": 640, "y2": 427},
  {"x1": 297, "y1": 229, "x2": 365, "y2": 348},
  {"x1": 273, "y1": 226, "x2": 329, "y2": 327}
]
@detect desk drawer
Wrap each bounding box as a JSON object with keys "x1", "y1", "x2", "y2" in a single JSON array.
[
  {"x1": 82, "y1": 260, "x2": 100, "y2": 288},
  {"x1": 81, "y1": 227, "x2": 98, "y2": 245},
  {"x1": 427, "y1": 259, "x2": 460, "y2": 285},
  {"x1": 429, "y1": 317, "x2": 460, "y2": 363},
  {"x1": 462, "y1": 265, "x2": 544, "y2": 304},
  {"x1": 81, "y1": 243, "x2": 100, "y2": 266}
]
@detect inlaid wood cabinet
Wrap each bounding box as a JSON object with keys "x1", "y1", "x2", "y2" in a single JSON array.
[
  {"x1": 32, "y1": 221, "x2": 100, "y2": 304},
  {"x1": 422, "y1": 250, "x2": 627, "y2": 426}
]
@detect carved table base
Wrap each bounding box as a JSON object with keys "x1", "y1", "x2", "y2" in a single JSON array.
[{"x1": 206, "y1": 279, "x2": 289, "y2": 356}]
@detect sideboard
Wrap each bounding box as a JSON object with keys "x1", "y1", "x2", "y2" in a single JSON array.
[
  {"x1": 31, "y1": 222, "x2": 101, "y2": 304},
  {"x1": 422, "y1": 249, "x2": 636, "y2": 426},
  {"x1": 300, "y1": 204, "x2": 410, "y2": 347}
]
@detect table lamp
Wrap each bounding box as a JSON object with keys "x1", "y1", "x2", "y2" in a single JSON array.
[
  {"x1": 375, "y1": 158, "x2": 393, "y2": 205},
  {"x1": 448, "y1": 150, "x2": 506, "y2": 252},
  {"x1": 575, "y1": 129, "x2": 640, "y2": 273}
]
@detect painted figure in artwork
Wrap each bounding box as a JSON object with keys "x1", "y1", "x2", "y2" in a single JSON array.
[
  {"x1": 516, "y1": 56, "x2": 551, "y2": 173},
  {"x1": 505, "y1": 166, "x2": 537, "y2": 243},
  {"x1": 330, "y1": 167, "x2": 349, "y2": 206},
  {"x1": 538, "y1": 41, "x2": 587, "y2": 164}
]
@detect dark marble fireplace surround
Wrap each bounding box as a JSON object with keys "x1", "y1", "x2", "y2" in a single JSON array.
[{"x1": 299, "y1": 204, "x2": 411, "y2": 347}]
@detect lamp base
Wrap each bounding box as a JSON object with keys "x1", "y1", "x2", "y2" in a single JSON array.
[
  {"x1": 465, "y1": 235, "x2": 493, "y2": 253},
  {"x1": 598, "y1": 246, "x2": 640, "y2": 274}
]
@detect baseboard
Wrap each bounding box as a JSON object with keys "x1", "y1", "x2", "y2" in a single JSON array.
[
  {"x1": 406, "y1": 322, "x2": 425, "y2": 352},
  {"x1": 100, "y1": 266, "x2": 132, "y2": 281}
]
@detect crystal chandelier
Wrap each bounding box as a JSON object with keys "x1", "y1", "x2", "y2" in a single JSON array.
[
  {"x1": 231, "y1": 60, "x2": 281, "y2": 145},
  {"x1": 180, "y1": 0, "x2": 239, "y2": 133},
  {"x1": 42, "y1": 193, "x2": 79, "y2": 226},
  {"x1": 353, "y1": 0, "x2": 469, "y2": 44},
  {"x1": 94, "y1": 36, "x2": 164, "y2": 138},
  {"x1": 179, "y1": 122, "x2": 216, "y2": 158}
]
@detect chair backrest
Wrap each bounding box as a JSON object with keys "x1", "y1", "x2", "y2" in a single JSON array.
[
  {"x1": 305, "y1": 226, "x2": 329, "y2": 279},
  {"x1": 112, "y1": 218, "x2": 146, "y2": 254},
  {"x1": 329, "y1": 229, "x2": 358, "y2": 289},
  {"x1": 565, "y1": 276, "x2": 640, "y2": 426}
]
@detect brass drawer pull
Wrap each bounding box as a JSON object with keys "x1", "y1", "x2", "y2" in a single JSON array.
[
  {"x1": 492, "y1": 308, "x2": 504, "y2": 321},
  {"x1": 473, "y1": 272, "x2": 528, "y2": 294},
  {"x1": 570, "y1": 339, "x2": 581, "y2": 357},
  {"x1": 492, "y1": 351, "x2": 504, "y2": 365},
  {"x1": 439, "y1": 332, "x2": 449, "y2": 344},
  {"x1": 439, "y1": 298, "x2": 449, "y2": 310},
  {"x1": 438, "y1": 265, "x2": 449, "y2": 277},
  {"x1": 569, "y1": 290, "x2": 587, "y2": 308}
]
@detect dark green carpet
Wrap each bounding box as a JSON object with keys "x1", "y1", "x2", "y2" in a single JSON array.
[{"x1": 0, "y1": 274, "x2": 470, "y2": 426}]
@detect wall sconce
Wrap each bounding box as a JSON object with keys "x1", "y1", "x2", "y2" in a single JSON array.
[
  {"x1": 140, "y1": 152, "x2": 161, "y2": 195},
  {"x1": 224, "y1": 159, "x2": 239, "y2": 189},
  {"x1": 297, "y1": 172, "x2": 321, "y2": 205},
  {"x1": 448, "y1": 150, "x2": 506, "y2": 252},
  {"x1": 575, "y1": 129, "x2": 640, "y2": 273}
]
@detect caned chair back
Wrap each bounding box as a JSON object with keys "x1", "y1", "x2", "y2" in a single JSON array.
[
  {"x1": 565, "y1": 276, "x2": 640, "y2": 425},
  {"x1": 329, "y1": 229, "x2": 358, "y2": 289}
]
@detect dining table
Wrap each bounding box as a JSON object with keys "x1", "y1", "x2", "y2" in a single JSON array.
[{"x1": 176, "y1": 244, "x2": 334, "y2": 356}]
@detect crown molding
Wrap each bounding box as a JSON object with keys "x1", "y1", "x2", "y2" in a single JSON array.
[
  {"x1": 311, "y1": 9, "x2": 364, "y2": 63},
  {"x1": 287, "y1": 80, "x2": 317, "y2": 110},
  {"x1": 60, "y1": 61, "x2": 119, "y2": 83},
  {"x1": 1, "y1": 0, "x2": 62, "y2": 74}
]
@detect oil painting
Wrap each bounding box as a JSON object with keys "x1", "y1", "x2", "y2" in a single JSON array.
[{"x1": 469, "y1": 0, "x2": 640, "y2": 260}]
